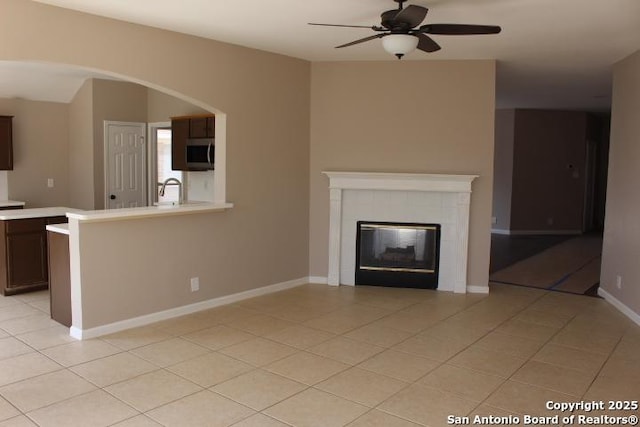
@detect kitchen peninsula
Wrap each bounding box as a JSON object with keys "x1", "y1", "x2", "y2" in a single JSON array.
[
  {"x1": 64, "y1": 201, "x2": 233, "y2": 339},
  {"x1": 2, "y1": 201, "x2": 234, "y2": 337}
]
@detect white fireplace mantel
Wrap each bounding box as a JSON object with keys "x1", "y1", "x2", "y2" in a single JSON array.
[
  {"x1": 325, "y1": 171, "x2": 477, "y2": 193},
  {"x1": 323, "y1": 171, "x2": 479, "y2": 293}
]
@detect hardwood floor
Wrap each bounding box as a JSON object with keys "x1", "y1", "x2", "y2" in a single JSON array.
[
  {"x1": 489, "y1": 234, "x2": 572, "y2": 274},
  {"x1": 490, "y1": 233, "x2": 603, "y2": 297}
]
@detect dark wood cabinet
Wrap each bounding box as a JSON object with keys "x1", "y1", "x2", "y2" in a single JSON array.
[
  {"x1": 1, "y1": 218, "x2": 48, "y2": 295},
  {"x1": 189, "y1": 116, "x2": 215, "y2": 138},
  {"x1": 0, "y1": 216, "x2": 69, "y2": 295},
  {"x1": 0, "y1": 116, "x2": 13, "y2": 170},
  {"x1": 47, "y1": 230, "x2": 71, "y2": 327},
  {"x1": 171, "y1": 114, "x2": 215, "y2": 171},
  {"x1": 171, "y1": 117, "x2": 190, "y2": 171},
  {"x1": 47, "y1": 216, "x2": 68, "y2": 226}
]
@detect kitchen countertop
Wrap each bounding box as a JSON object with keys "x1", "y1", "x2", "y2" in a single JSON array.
[
  {"x1": 46, "y1": 223, "x2": 69, "y2": 235},
  {"x1": 66, "y1": 201, "x2": 233, "y2": 223},
  {"x1": 0, "y1": 207, "x2": 83, "y2": 221},
  {"x1": 0, "y1": 200, "x2": 26, "y2": 207}
]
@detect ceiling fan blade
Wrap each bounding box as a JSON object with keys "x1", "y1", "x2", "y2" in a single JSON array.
[
  {"x1": 308, "y1": 23, "x2": 375, "y2": 29},
  {"x1": 416, "y1": 33, "x2": 441, "y2": 52},
  {"x1": 420, "y1": 24, "x2": 502, "y2": 35},
  {"x1": 394, "y1": 5, "x2": 428, "y2": 28},
  {"x1": 335, "y1": 34, "x2": 384, "y2": 49}
]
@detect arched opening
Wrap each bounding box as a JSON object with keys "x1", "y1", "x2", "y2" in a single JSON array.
[{"x1": 0, "y1": 61, "x2": 227, "y2": 210}]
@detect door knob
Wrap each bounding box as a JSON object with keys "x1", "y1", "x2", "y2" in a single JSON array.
[{"x1": 110, "y1": 195, "x2": 116, "y2": 200}]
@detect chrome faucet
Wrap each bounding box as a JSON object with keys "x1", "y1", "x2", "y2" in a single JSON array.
[{"x1": 159, "y1": 177, "x2": 183, "y2": 204}]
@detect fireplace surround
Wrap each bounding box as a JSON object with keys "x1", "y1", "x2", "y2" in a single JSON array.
[{"x1": 323, "y1": 171, "x2": 479, "y2": 293}]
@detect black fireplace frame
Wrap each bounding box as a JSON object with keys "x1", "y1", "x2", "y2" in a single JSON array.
[{"x1": 355, "y1": 220, "x2": 441, "y2": 289}]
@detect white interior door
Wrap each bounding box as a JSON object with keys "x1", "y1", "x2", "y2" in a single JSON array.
[{"x1": 105, "y1": 121, "x2": 147, "y2": 209}]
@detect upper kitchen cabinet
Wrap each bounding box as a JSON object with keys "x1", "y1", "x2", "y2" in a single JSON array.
[
  {"x1": 171, "y1": 117, "x2": 190, "y2": 170},
  {"x1": 0, "y1": 116, "x2": 13, "y2": 170},
  {"x1": 171, "y1": 114, "x2": 215, "y2": 171},
  {"x1": 189, "y1": 116, "x2": 215, "y2": 138}
]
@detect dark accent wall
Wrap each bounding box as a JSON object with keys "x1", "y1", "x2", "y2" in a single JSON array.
[{"x1": 493, "y1": 109, "x2": 610, "y2": 234}]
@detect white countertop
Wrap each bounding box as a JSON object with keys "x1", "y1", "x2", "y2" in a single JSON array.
[
  {"x1": 66, "y1": 201, "x2": 233, "y2": 223},
  {"x1": 46, "y1": 223, "x2": 69, "y2": 235},
  {"x1": 0, "y1": 207, "x2": 83, "y2": 221},
  {"x1": 0, "y1": 200, "x2": 26, "y2": 208}
]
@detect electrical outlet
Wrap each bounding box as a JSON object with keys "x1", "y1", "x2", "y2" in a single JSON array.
[
  {"x1": 616, "y1": 275, "x2": 622, "y2": 289},
  {"x1": 190, "y1": 277, "x2": 200, "y2": 292},
  {"x1": 47, "y1": 178, "x2": 54, "y2": 188},
  {"x1": 491, "y1": 216, "x2": 497, "y2": 225}
]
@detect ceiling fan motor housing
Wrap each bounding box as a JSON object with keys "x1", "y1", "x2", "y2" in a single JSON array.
[{"x1": 382, "y1": 10, "x2": 407, "y2": 30}]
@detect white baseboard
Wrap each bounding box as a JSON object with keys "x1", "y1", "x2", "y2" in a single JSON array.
[
  {"x1": 492, "y1": 229, "x2": 582, "y2": 236},
  {"x1": 467, "y1": 285, "x2": 490, "y2": 294},
  {"x1": 70, "y1": 277, "x2": 308, "y2": 340},
  {"x1": 598, "y1": 287, "x2": 640, "y2": 327},
  {"x1": 308, "y1": 276, "x2": 328, "y2": 284}
]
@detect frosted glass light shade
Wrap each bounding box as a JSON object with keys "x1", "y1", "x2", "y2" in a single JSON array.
[{"x1": 382, "y1": 34, "x2": 419, "y2": 58}]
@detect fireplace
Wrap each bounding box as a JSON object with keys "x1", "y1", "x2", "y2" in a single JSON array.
[
  {"x1": 356, "y1": 221, "x2": 441, "y2": 289},
  {"x1": 323, "y1": 171, "x2": 482, "y2": 293}
]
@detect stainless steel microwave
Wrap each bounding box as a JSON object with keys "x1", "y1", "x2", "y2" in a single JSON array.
[{"x1": 185, "y1": 138, "x2": 214, "y2": 170}]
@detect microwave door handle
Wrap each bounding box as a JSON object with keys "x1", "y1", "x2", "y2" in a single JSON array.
[{"x1": 207, "y1": 143, "x2": 212, "y2": 165}]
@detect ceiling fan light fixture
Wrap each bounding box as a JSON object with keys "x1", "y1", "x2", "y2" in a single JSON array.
[{"x1": 382, "y1": 34, "x2": 418, "y2": 59}]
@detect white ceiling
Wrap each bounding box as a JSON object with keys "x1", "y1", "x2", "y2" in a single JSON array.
[
  {"x1": 5, "y1": 0, "x2": 640, "y2": 110},
  {"x1": 0, "y1": 61, "x2": 115, "y2": 103}
]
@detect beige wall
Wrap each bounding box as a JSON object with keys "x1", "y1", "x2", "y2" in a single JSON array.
[
  {"x1": 68, "y1": 80, "x2": 94, "y2": 209},
  {"x1": 92, "y1": 79, "x2": 148, "y2": 209},
  {"x1": 1, "y1": 0, "x2": 310, "y2": 328},
  {"x1": 75, "y1": 214, "x2": 252, "y2": 328},
  {"x1": 601, "y1": 49, "x2": 640, "y2": 317},
  {"x1": 309, "y1": 61, "x2": 496, "y2": 287},
  {"x1": 0, "y1": 98, "x2": 70, "y2": 207},
  {"x1": 147, "y1": 89, "x2": 209, "y2": 123},
  {"x1": 493, "y1": 109, "x2": 515, "y2": 231}
]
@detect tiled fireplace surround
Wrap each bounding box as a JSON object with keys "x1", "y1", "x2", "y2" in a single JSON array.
[{"x1": 323, "y1": 172, "x2": 485, "y2": 294}]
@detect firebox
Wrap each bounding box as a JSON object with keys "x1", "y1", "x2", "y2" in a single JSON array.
[{"x1": 355, "y1": 221, "x2": 441, "y2": 289}]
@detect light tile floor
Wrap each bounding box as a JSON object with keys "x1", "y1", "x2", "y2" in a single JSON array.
[{"x1": 0, "y1": 283, "x2": 639, "y2": 427}]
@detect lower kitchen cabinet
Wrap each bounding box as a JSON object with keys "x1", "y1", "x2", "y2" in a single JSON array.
[{"x1": 0, "y1": 216, "x2": 68, "y2": 295}]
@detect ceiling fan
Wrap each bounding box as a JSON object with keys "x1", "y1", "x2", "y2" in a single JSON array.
[{"x1": 309, "y1": 0, "x2": 501, "y2": 59}]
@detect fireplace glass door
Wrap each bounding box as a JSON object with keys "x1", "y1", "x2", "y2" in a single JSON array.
[{"x1": 355, "y1": 221, "x2": 441, "y2": 289}]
